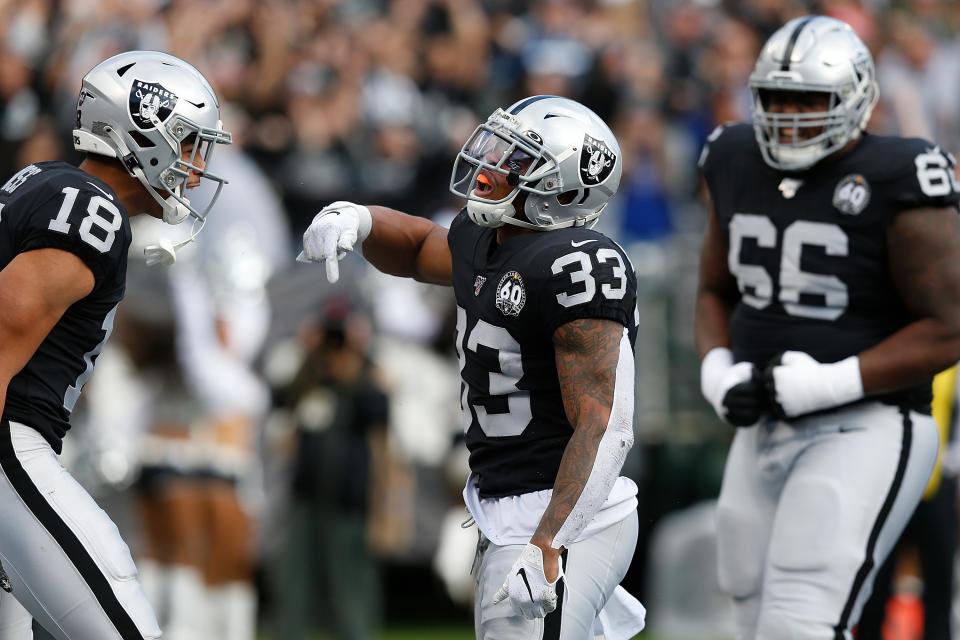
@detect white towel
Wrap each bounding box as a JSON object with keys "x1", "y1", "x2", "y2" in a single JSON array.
[{"x1": 595, "y1": 585, "x2": 646, "y2": 640}]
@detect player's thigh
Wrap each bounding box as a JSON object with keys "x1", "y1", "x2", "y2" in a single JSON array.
[
  {"x1": 475, "y1": 539, "x2": 538, "y2": 640},
  {"x1": 0, "y1": 590, "x2": 32, "y2": 640},
  {"x1": 475, "y1": 514, "x2": 637, "y2": 640},
  {"x1": 560, "y1": 512, "x2": 638, "y2": 640},
  {"x1": 715, "y1": 425, "x2": 779, "y2": 599},
  {"x1": 0, "y1": 421, "x2": 160, "y2": 640},
  {"x1": 761, "y1": 407, "x2": 938, "y2": 637}
]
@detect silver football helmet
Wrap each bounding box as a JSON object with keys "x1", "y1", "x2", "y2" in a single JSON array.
[
  {"x1": 74, "y1": 51, "x2": 232, "y2": 224},
  {"x1": 450, "y1": 96, "x2": 621, "y2": 230},
  {"x1": 749, "y1": 16, "x2": 878, "y2": 171}
]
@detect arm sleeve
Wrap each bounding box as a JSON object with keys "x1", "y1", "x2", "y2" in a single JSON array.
[{"x1": 552, "y1": 326, "x2": 635, "y2": 548}]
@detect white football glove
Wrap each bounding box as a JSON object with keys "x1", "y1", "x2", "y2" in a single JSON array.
[
  {"x1": 764, "y1": 351, "x2": 863, "y2": 418},
  {"x1": 492, "y1": 543, "x2": 564, "y2": 620},
  {"x1": 298, "y1": 201, "x2": 372, "y2": 283},
  {"x1": 700, "y1": 347, "x2": 767, "y2": 426}
]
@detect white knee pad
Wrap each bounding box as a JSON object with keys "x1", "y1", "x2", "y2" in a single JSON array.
[
  {"x1": 768, "y1": 477, "x2": 842, "y2": 572},
  {"x1": 715, "y1": 504, "x2": 765, "y2": 598}
]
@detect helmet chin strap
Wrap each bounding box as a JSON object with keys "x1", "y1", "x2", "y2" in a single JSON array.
[
  {"x1": 467, "y1": 198, "x2": 602, "y2": 230},
  {"x1": 466, "y1": 199, "x2": 515, "y2": 228}
]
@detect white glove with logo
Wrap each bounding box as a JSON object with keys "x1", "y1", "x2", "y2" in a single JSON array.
[
  {"x1": 764, "y1": 351, "x2": 863, "y2": 418},
  {"x1": 700, "y1": 347, "x2": 767, "y2": 426},
  {"x1": 492, "y1": 543, "x2": 564, "y2": 620},
  {"x1": 298, "y1": 201, "x2": 373, "y2": 283}
]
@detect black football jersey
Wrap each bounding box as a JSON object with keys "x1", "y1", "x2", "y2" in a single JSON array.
[
  {"x1": 448, "y1": 210, "x2": 638, "y2": 498},
  {"x1": 0, "y1": 162, "x2": 131, "y2": 452},
  {"x1": 700, "y1": 123, "x2": 960, "y2": 410}
]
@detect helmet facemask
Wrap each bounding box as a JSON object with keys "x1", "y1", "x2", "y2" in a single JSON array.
[
  {"x1": 748, "y1": 15, "x2": 879, "y2": 172},
  {"x1": 751, "y1": 75, "x2": 877, "y2": 171},
  {"x1": 450, "y1": 109, "x2": 564, "y2": 228},
  {"x1": 146, "y1": 113, "x2": 231, "y2": 224}
]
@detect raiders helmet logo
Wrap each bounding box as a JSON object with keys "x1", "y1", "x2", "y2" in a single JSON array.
[
  {"x1": 129, "y1": 80, "x2": 178, "y2": 130},
  {"x1": 579, "y1": 134, "x2": 616, "y2": 185}
]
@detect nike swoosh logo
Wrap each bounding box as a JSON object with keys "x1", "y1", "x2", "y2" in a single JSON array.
[
  {"x1": 87, "y1": 182, "x2": 114, "y2": 201},
  {"x1": 570, "y1": 239, "x2": 596, "y2": 247},
  {"x1": 517, "y1": 568, "x2": 534, "y2": 601}
]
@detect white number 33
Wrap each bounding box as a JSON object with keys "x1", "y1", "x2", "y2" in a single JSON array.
[{"x1": 551, "y1": 248, "x2": 627, "y2": 307}]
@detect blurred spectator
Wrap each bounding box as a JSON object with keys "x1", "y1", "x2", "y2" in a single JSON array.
[
  {"x1": 0, "y1": 46, "x2": 43, "y2": 178},
  {"x1": 270, "y1": 295, "x2": 388, "y2": 640},
  {"x1": 876, "y1": 11, "x2": 960, "y2": 150}
]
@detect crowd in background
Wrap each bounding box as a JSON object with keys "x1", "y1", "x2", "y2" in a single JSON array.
[{"x1": 1, "y1": 0, "x2": 959, "y2": 637}]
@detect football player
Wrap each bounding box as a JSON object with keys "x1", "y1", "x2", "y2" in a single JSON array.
[
  {"x1": 0, "y1": 51, "x2": 231, "y2": 639},
  {"x1": 696, "y1": 15, "x2": 960, "y2": 639},
  {"x1": 300, "y1": 96, "x2": 646, "y2": 639}
]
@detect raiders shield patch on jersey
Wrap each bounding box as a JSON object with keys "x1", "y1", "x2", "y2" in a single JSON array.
[
  {"x1": 129, "y1": 80, "x2": 178, "y2": 130},
  {"x1": 833, "y1": 174, "x2": 871, "y2": 215},
  {"x1": 495, "y1": 271, "x2": 526, "y2": 316},
  {"x1": 580, "y1": 134, "x2": 616, "y2": 185}
]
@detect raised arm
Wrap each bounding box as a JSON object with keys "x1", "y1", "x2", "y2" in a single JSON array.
[
  {"x1": 362, "y1": 206, "x2": 452, "y2": 285},
  {"x1": 300, "y1": 201, "x2": 452, "y2": 285},
  {"x1": 0, "y1": 248, "x2": 95, "y2": 416}
]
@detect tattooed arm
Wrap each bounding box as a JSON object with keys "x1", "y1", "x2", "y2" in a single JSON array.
[
  {"x1": 857, "y1": 206, "x2": 960, "y2": 394},
  {"x1": 530, "y1": 317, "x2": 634, "y2": 581}
]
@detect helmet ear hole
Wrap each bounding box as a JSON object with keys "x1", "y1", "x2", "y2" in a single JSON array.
[
  {"x1": 557, "y1": 190, "x2": 578, "y2": 205},
  {"x1": 129, "y1": 131, "x2": 155, "y2": 148}
]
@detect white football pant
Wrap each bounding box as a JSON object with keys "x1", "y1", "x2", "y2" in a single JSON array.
[
  {"x1": 0, "y1": 420, "x2": 161, "y2": 639},
  {"x1": 716, "y1": 402, "x2": 938, "y2": 640},
  {"x1": 474, "y1": 511, "x2": 638, "y2": 639}
]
